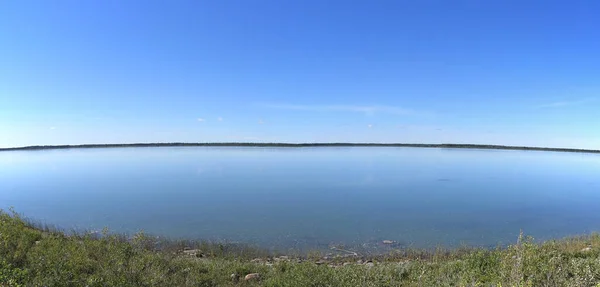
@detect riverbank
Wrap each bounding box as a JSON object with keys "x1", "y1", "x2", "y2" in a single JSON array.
[
  {"x1": 1, "y1": 142, "x2": 600, "y2": 154},
  {"x1": 1, "y1": 210, "x2": 599, "y2": 286}
]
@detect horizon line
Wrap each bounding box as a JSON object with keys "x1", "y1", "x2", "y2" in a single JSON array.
[{"x1": 1, "y1": 142, "x2": 599, "y2": 154}]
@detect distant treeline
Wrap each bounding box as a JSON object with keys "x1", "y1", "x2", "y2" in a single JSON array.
[{"x1": 1, "y1": 142, "x2": 599, "y2": 154}]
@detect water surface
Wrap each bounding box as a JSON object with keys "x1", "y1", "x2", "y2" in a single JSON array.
[{"x1": 1, "y1": 147, "x2": 599, "y2": 252}]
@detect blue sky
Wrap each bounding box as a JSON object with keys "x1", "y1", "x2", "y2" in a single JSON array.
[{"x1": 1, "y1": 0, "x2": 599, "y2": 148}]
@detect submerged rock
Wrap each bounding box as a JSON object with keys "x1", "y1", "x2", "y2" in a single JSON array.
[
  {"x1": 244, "y1": 273, "x2": 260, "y2": 281},
  {"x1": 382, "y1": 240, "x2": 395, "y2": 245}
]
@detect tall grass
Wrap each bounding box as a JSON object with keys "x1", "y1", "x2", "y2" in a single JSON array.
[{"x1": 2, "y1": 209, "x2": 600, "y2": 286}]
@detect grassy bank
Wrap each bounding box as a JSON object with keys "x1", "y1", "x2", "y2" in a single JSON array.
[{"x1": 1, "y1": 210, "x2": 600, "y2": 286}]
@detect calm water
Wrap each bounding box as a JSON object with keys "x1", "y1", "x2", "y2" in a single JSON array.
[{"x1": 1, "y1": 147, "x2": 600, "y2": 252}]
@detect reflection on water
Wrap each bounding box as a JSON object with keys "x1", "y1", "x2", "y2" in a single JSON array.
[{"x1": 1, "y1": 147, "x2": 600, "y2": 252}]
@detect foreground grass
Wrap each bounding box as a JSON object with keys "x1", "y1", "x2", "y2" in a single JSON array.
[{"x1": 1, "y1": 210, "x2": 600, "y2": 286}]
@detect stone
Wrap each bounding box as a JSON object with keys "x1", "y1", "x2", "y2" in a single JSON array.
[
  {"x1": 581, "y1": 247, "x2": 592, "y2": 252},
  {"x1": 244, "y1": 273, "x2": 260, "y2": 281},
  {"x1": 343, "y1": 262, "x2": 352, "y2": 266},
  {"x1": 182, "y1": 249, "x2": 203, "y2": 257},
  {"x1": 382, "y1": 240, "x2": 395, "y2": 245},
  {"x1": 356, "y1": 259, "x2": 364, "y2": 264},
  {"x1": 364, "y1": 260, "x2": 374, "y2": 268},
  {"x1": 274, "y1": 255, "x2": 290, "y2": 262},
  {"x1": 251, "y1": 258, "x2": 263, "y2": 263},
  {"x1": 315, "y1": 260, "x2": 326, "y2": 265}
]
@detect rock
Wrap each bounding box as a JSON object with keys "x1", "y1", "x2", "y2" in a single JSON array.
[
  {"x1": 244, "y1": 273, "x2": 260, "y2": 281},
  {"x1": 182, "y1": 249, "x2": 203, "y2": 257},
  {"x1": 343, "y1": 262, "x2": 352, "y2": 266},
  {"x1": 356, "y1": 259, "x2": 364, "y2": 264},
  {"x1": 315, "y1": 260, "x2": 326, "y2": 265},
  {"x1": 383, "y1": 240, "x2": 395, "y2": 245},
  {"x1": 364, "y1": 260, "x2": 374, "y2": 268},
  {"x1": 251, "y1": 258, "x2": 263, "y2": 263},
  {"x1": 35, "y1": 240, "x2": 41, "y2": 245},
  {"x1": 581, "y1": 247, "x2": 592, "y2": 252},
  {"x1": 274, "y1": 256, "x2": 290, "y2": 262}
]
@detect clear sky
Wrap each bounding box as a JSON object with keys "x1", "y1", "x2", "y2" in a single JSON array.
[{"x1": 1, "y1": 1, "x2": 599, "y2": 148}]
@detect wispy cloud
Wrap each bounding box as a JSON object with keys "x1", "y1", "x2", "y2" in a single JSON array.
[
  {"x1": 259, "y1": 103, "x2": 423, "y2": 116},
  {"x1": 197, "y1": 118, "x2": 205, "y2": 122},
  {"x1": 537, "y1": 98, "x2": 596, "y2": 108}
]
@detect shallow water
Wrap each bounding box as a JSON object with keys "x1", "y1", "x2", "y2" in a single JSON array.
[{"x1": 1, "y1": 147, "x2": 600, "y2": 252}]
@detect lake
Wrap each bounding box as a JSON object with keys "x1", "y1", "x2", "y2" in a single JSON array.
[{"x1": 1, "y1": 147, "x2": 599, "y2": 253}]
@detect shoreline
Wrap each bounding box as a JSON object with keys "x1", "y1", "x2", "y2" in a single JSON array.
[
  {"x1": 1, "y1": 142, "x2": 600, "y2": 154},
  {"x1": 2, "y1": 210, "x2": 599, "y2": 286}
]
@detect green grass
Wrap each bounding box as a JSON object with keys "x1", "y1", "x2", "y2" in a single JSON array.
[{"x1": 2, "y1": 209, "x2": 600, "y2": 286}]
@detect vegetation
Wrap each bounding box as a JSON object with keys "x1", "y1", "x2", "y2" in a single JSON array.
[
  {"x1": 1, "y1": 142, "x2": 599, "y2": 154},
  {"x1": 2, "y1": 210, "x2": 600, "y2": 286}
]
